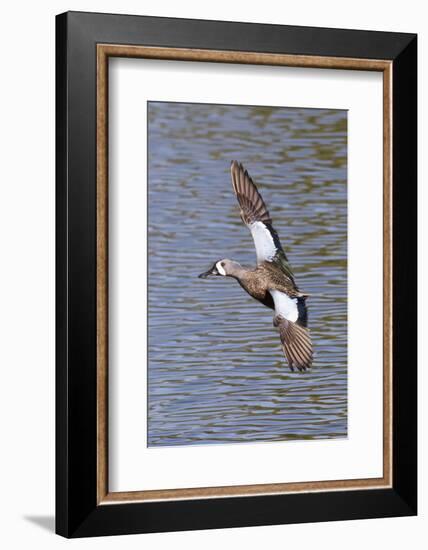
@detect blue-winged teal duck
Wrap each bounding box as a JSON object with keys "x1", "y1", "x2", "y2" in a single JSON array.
[{"x1": 199, "y1": 161, "x2": 312, "y2": 371}]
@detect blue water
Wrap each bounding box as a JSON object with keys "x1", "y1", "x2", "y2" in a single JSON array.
[{"x1": 147, "y1": 102, "x2": 347, "y2": 447}]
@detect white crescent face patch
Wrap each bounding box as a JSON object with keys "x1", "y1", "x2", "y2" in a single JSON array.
[
  {"x1": 270, "y1": 289, "x2": 298, "y2": 323},
  {"x1": 216, "y1": 261, "x2": 226, "y2": 276}
]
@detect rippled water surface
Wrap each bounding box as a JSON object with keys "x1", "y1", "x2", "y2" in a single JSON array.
[{"x1": 147, "y1": 102, "x2": 347, "y2": 447}]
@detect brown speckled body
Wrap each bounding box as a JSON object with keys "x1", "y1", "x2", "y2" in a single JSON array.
[{"x1": 234, "y1": 261, "x2": 302, "y2": 310}]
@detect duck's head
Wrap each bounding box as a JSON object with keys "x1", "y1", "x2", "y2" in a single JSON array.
[{"x1": 198, "y1": 259, "x2": 241, "y2": 278}]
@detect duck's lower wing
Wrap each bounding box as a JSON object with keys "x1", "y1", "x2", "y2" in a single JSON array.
[{"x1": 274, "y1": 314, "x2": 312, "y2": 372}]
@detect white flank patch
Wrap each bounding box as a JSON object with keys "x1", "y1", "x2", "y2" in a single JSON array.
[
  {"x1": 270, "y1": 290, "x2": 299, "y2": 323},
  {"x1": 216, "y1": 261, "x2": 226, "y2": 276},
  {"x1": 249, "y1": 221, "x2": 277, "y2": 263}
]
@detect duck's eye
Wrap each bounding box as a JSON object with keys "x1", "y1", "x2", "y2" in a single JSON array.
[{"x1": 221, "y1": 262, "x2": 225, "y2": 267}]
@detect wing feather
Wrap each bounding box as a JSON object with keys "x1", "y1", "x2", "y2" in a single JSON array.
[
  {"x1": 274, "y1": 314, "x2": 312, "y2": 372},
  {"x1": 230, "y1": 161, "x2": 295, "y2": 281},
  {"x1": 230, "y1": 160, "x2": 272, "y2": 225},
  {"x1": 229, "y1": 163, "x2": 312, "y2": 371}
]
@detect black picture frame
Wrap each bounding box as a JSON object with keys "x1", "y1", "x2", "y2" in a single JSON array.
[{"x1": 56, "y1": 11, "x2": 417, "y2": 538}]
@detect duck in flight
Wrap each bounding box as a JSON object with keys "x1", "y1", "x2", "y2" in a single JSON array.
[{"x1": 199, "y1": 161, "x2": 312, "y2": 372}]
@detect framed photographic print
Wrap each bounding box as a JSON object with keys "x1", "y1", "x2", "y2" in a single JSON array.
[{"x1": 56, "y1": 11, "x2": 417, "y2": 538}]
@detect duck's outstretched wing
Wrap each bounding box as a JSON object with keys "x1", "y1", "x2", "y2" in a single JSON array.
[
  {"x1": 230, "y1": 161, "x2": 294, "y2": 279},
  {"x1": 273, "y1": 314, "x2": 312, "y2": 372},
  {"x1": 230, "y1": 160, "x2": 272, "y2": 227}
]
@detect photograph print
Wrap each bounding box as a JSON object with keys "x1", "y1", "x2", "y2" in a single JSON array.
[{"x1": 147, "y1": 101, "x2": 347, "y2": 447}]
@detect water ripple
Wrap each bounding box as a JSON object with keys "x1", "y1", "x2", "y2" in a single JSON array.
[{"x1": 147, "y1": 102, "x2": 347, "y2": 447}]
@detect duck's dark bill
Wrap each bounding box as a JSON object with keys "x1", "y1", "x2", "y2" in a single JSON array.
[{"x1": 198, "y1": 265, "x2": 220, "y2": 278}]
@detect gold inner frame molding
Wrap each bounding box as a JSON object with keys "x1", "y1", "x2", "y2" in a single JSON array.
[{"x1": 96, "y1": 44, "x2": 393, "y2": 505}]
